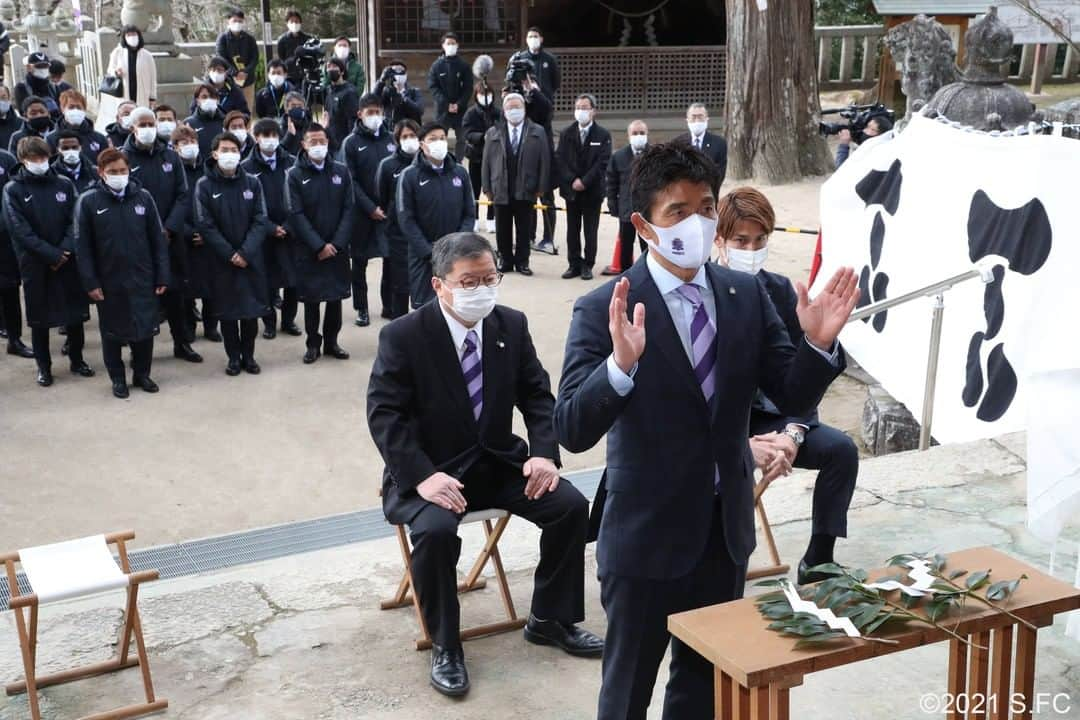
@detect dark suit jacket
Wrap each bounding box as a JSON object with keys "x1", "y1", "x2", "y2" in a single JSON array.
[
  {"x1": 369, "y1": 301, "x2": 562, "y2": 525},
  {"x1": 673, "y1": 130, "x2": 728, "y2": 184},
  {"x1": 554, "y1": 257, "x2": 843, "y2": 580},
  {"x1": 557, "y1": 122, "x2": 612, "y2": 205},
  {"x1": 604, "y1": 144, "x2": 643, "y2": 222},
  {"x1": 751, "y1": 268, "x2": 818, "y2": 431}
]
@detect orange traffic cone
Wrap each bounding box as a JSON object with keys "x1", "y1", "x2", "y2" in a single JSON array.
[{"x1": 602, "y1": 232, "x2": 623, "y2": 276}]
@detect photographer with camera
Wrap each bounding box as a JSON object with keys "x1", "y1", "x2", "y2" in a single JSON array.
[
  {"x1": 462, "y1": 80, "x2": 500, "y2": 233},
  {"x1": 509, "y1": 27, "x2": 560, "y2": 103},
  {"x1": 322, "y1": 37, "x2": 367, "y2": 96},
  {"x1": 819, "y1": 103, "x2": 895, "y2": 169},
  {"x1": 428, "y1": 32, "x2": 472, "y2": 159},
  {"x1": 376, "y1": 60, "x2": 423, "y2": 127},
  {"x1": 504, "y1": 55, "x2": 557, "y2": 252},
  {"x1": 834, "y1": 116, "x2": 892, "y2": 168},
  {"x1": 276, "y1": 9, "x2": 312, "y2": 86}
]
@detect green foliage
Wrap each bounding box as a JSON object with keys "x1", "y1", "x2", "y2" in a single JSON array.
[{"x1": 815, "y1": 0, "x2": 882, "y2": 26}]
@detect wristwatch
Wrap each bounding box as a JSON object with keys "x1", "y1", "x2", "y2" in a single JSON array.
[{"x1": 782, "y1": 427, "x2": 805, "y2": 446}]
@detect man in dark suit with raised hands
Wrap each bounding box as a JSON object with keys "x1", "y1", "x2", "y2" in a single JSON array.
[{"x1": 555, "y1": 143, "x2": 860, "y2": 720}]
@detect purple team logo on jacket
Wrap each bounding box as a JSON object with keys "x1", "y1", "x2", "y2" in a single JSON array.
[
  {"x1": 162, "y1": 162, "x2": 173, "y2": 173},
  {"x1": 387, "y1": 142, "x2": 396, "y2": 152},
  {"x1": 452, "y1": 176, "x2": 462, "y2": 187},
  {"x1": 134, "y1": 204, "x2": 146, "y2": 216},
  {"x1": 90, "y1": 142, "x2": 100, "y2": 152},
  {"x1": 331, "y1": 174, "x2": 342, "y2": 185},
  {"x1": 243, "y1": 189, "x2": 254, "y2": 200},
  {"x1": 55, "y1": 191, "x2": 67, "y2": 202}
]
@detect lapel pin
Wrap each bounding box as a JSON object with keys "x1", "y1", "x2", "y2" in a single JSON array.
[
  {"x1": 497, "y1": 340, "x2": 505, "y2": 348},
  {"x1": 729, "y1": 287, "x2": 736, "y2": 295}
]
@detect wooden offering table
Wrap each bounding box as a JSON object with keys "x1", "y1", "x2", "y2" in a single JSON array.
[{"x1": 669, "y1": 547, "x2": 1080, "y2": 720}]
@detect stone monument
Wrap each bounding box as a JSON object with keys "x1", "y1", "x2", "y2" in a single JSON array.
[
  {"x1": 923, "y1": 7, "x2": 1038, "y2": 131},
  {"x1": 884, "y1": 14, "x2": 959, "y2": 126}
]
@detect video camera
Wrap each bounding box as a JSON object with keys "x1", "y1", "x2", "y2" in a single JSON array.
[
  {"x1": 504, "y1": 55, "x2": 535, "y2": 96},
  {"x1": 295, "y1": 37, "x2": 326, "y2": 107},
  {"x1": 819, "y1": 103, "x2": 895, "y2": 144}
]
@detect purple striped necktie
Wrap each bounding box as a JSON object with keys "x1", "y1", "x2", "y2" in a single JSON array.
[
  {"x1": 676, "y1": 284, "x2": 717, "y2": 403},
  {"x1": 461, "y1": 330, "x2": 483, "y2": 420}
]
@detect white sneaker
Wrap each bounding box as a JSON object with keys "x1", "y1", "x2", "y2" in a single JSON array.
[
  {"x1": 473, "y1": 219, "x2": 481, "y2": 233},
  {"x1": 484, "y1": 218, "x2": 495, "y2": 233}
]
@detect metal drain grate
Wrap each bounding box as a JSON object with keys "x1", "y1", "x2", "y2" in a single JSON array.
[{"x1": 1, "y1": 467, "x2": 603, "y2": 609}]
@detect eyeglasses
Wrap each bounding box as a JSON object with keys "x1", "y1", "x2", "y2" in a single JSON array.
[{"x1": 443, "y1": 273, "x2": 503, "y2": 291}]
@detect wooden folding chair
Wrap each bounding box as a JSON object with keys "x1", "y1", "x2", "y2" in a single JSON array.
[
  {"x1": 3, "y1": 531, "x2": 167, "y2": 720},
  {"x1": 746, "y1": 474, "x2": 791, "y2": 581},
  {"x1": 380, "y1": 508, "x2": 527, "y2": 651}
]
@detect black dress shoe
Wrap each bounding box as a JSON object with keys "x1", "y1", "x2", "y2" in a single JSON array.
[
  {"x1": 173, "y1": 343, "x2": 204, "y2": 363},
  {"x1": 282, "y1": 323, "x2": 302, "y2": 336},
  {"x1": 243, "y1": 359, "x2": 261, "y2": 375},
  {"x1": 380, "y1": 308, "x2": 393, "y2": 320},
  {"x1": 516, "y1": 265, "x2": 533, "y2": 276},
  {"x1": 303, "y1": 347, "x2": 320, "y2": 364},
  {"x1": 225, "y1": 360, "x2": 242, "y2": 376},
  {"x1": 581, "y1": 266, "x2": 594, "y2": 281},
  {"x1": 204, "y1": 328, "x2": 223, "y2": 342},
  {"x1": 355, "y1": 311, "x2": 370, "y2": 327},
  {"x1": 430, "y1": 645, "x2": 469, "y2": 697},
  {"x1": 0, "y1": 327, "x2": 7, "y2": 339},
  {"x1": 111, "y1": 378, "x2": 129, "y2": 399},
  {"x1": 6, "y1": 339, "x2": 34, "y2": 358},
  {"x1": 132, "y1": 375, "x2": 159, "y2": 393},
  {"x1": 523, "y1": 615, "x2": 604, "y2": 658},
  {"x1": 272, "y1": 295, "x2": 283, "y2": 309},
  {"x1": 36, "y1": 367, "x2": 53, "y2": 387},
  {"x1": 262, "y1": 325, "x2": 276, "y2": 340},
  {"x1": 497, "y1": 262, "x2": 514, "y2": 274},
  {"x1": 561, "y1": 266, "x2": 581, "y2": 279},
  {"x1": 324, "y1": 344, "x2": 350, "y2": 360},
  {"x1": 70, "y1": 361, "x2": 95, "y2": 377},
  {"x1": 797, "y1": 558, "x2": 842, "y2": 586}
]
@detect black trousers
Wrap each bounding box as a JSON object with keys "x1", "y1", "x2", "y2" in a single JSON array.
[
  {"x1": 0, "y1": 286, "x2": 23, "y2": 340},
  {"x1": 598, "y1": 500, "x2": 746, "y2": 720},
  {"x1": 32, "y1": 324, "x2": 84, "y2": 368},
  {"x1": 186, "y1": 298, "x2": 219, "y2": 337},
  {"x1": 566, "y1": 200, "x2": 602, "y2": 269},
  {"x1": 495, "y1": 199, "x2": 534, "y2": 269},
  {"x1": 618, "y1": 220, "x2": 646, "y2": 271},
  {"x1": 351, "y1": 256, "x2": 392, "y2": 314},
  {"x1": 162, "y1": 289, "x2": 189, "y2": 347},
  {"x1": 467, "y1": 158, "x2": 494, "y2": 220},
  {"x1": 303, "y1": 300, "x2": 342, "y2": 349},
  {"x1": 755, "y1": 419, "x2": 859, "y2": 538},
  {"x1": 387, "y1": 246, "x2": 410, "y2": 319},
  {"x1": 532, "y1": 188, "x2": 557, "y2": 244},
  {"x1": 408, "y1": 251, "x2": 435, "y2": 310},
  {"x1": 264, "y1": 287, "x2": 298, "y2": 329},
  {"x1": 101, "y1": 334, "x2": 153, "y2": 381},
  {"x1": 221, "y1": 318, "x2": 258, "y2": 363},
  {"x1": 408, "y1": 461, "x2": 589, "y2": 650}
]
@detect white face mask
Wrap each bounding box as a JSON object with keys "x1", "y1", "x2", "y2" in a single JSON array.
[
  {"x1": 64, "y1": 109, "x2": 86, "y2": 126},
  {"x1": 527, "y1": 37, "x2": 542, "y2": 52},
  {"x1": 574, "y1": 109, "x2": 592, "y2": 126},
  {"x1": 335, "y1": 46, "x2": 350, "y2": 61},
  {"x1": 228, "y1": 21, "x2": 244, "y2": 33},
  {"x1": 688, "y1": 120, "x2": 708, "y2": 137},
  {"x1": 307, "y1": 144, "x2": 328, "y2": 161},
  {"x1": 287, "y1": 22, "x2": 302, "y2": 34},
  {"x1": 443, "y1": 43, "x2": 458, "y2": 57},
  {"x1": 477, "y1": 94, "x2": 492, "y2": 107},
  {"x1": 135, "y1": 126, "x2": 157, "y2": 145},
  {"x1": 269, "y1": 74, "x2": 286, "y2": 88},
  {"x1": 362, "y1": 114, "x2": 384, "y2": 131},
  {"x1": 32, "y1": 68, "x2": 49, "y2": 80},
  {"x1": 178, "y1": 144, "x2": 199, "y2": 160},
  {"x1": 399, "y1": 137, "x2": 419, "y2": 155},
  {"x1": 230, "y1": 129, "x2": 248, "y2": 145},
  {"x1": 157, "y1": 120, "x2": 176, "y2": 138},
  {"x1": 25, "y1": 160, "x2": 49, "y2": 175},
  {"x1": 217, "y1": 151, "x2": 240, "y2": 170},
  {"x1": 643, "y1": 213, "x2": 718, "y2": 270},
  {"x1": 258, "y1": 137, "x2": 279, "y2": 153},
  {"x1": 449, "y1": 285, "x2": 498, "y2": 324},
  {"x1": 60, "y1": 149, "x2": 81, "y2": 165},
  {"x1": 199, "y1": 98, "x2": 219, "y2": 114},
  {"x1": 0, "y1": 101, "x2": 11, "y2": 114},
  {"x1": 394, "y1": 73, "x2": 407, "y2": 86},
  {"x1": 726, "y1": 246, "x2": 769, "y2": 275},
  {"x1": 125, "y1": 34, "x2": 140, "y2": 48},
  {"x1": 629, "y1": 134, "x2": 647, "y2": 151},
  {"x1": 504, "y1": 108, "x2": 525, "y2": 126},
  {"x1": 119, "y1": 114, "x2": 134, "y2": 129},
  {"x1": 105, "y1": 173, "x2": 129, "y2": 191},
  {"x1": 208, "y1": 70, "x2": 226, "y2": 85},
  {"x1": 426, "y1": 139, "x2": 448, "y2": 162}
]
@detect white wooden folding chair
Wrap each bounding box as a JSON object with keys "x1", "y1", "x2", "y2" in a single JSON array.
[
  {"x1": 380, "y1": 506, "x2": 527, "y2": 651},
  {"x1": 2, "y1": 531, "x2": 167, "y2": 720},
  {"x1": 746, "y1": 474, "x2": 791, "y2": 581}
]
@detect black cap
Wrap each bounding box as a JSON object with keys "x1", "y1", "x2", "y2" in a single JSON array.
[
  {"x1": 418, "y1": 122, "x2": 446, "y2": 140},
  {"x1": 27, "y1": 51, "x2": 49, "y2": 67}
]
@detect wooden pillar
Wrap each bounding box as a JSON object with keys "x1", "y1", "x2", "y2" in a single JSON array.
[
  {"x1": 1031, "y1": 44, "x2": 1047, "y2": 94},
  {"x1": 356, "y1": 0, "x2": 375, "y2": 86},
  {"x1": 839, "y1": 35, "x2": 855, "y2": 83},
  {"x1": 818, "y1": 36, "x2": 831, "y2": 84},
  {"x1": 861, "y1": 35, "x2": 879, "y2": 83}
]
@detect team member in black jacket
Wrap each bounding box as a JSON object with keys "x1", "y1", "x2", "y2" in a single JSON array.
[
  {"x1": 461, "y1": 82, "x2": 500, "y2": 232},
  {"x1": 154, "y1": 104, "x2": 179, "y2": 144},
  {"x1": 123, "y1": 106, "x2": 200, "y2": 363},
  {"x1": 376, "y1": 60, "x2": 424, "y2": 126},
  {"x1": 105, "y1": 101, "x2": 135, "y2": 149},
  {"x1": 427, "y1": 33, "x2": 472, "y2": 157},
  {"x1": 4, "y1": 137, "x2": 90, "y2": 385},
  {"x1": 397, "y1": 122, "x2": 475, "y2": 309},
  {"x1": 603, "y1": 119, "x2": 649, "y2": 275},
  {"x1": 242, "y1": 118, "x2": 299, "y2": 338},
  {"x1": 173, "y1": 125, "x2": 220, "y2": 343},
  {"x1": 276, "y1": 10, "x2": 312, "y2": 86},
  {"x1": 375, "y1": 119, "x2": 420, "y2": 319},
  {"x1": 557, "y1": 94, "x2": 611, "y2": 281},
  {"x1": 8, "y1": 96, "x2": 53, "y2": 154},
  {"x1": 214, "y1": 9, "x2": 258, "y2": 112},
  {"x1": 51, "y1": 131, "x2": 96, "y2": 193},
  {"x1": 256, "y1": 59, "x2": 294, "y2": 119},
  {"x1": 284, "y1": 123, "x2": 355, "y2": 364},
  {"x1": 195, "y1": 132, "x2": 272, "y2": 375},
  {"x1": 184, "y1": 84, "x2": 227, "y2": 163},
  {"x1": 223, "y1": 110, "x2": 254, "y2": 158},
  {"x1": 324, "y1": 58, "x2": 359, "y2": 156},
  {"x1": 341, "y1": 93, "x2": 395, "y2": 327},
  {"x1": 0, "y1": 86, "x2": 22, "y2": 154},
  {"x1": 192, "y1": 57, "x2": 248, "y2": 118},
  {"x1": 74, "y1": 148, "x2": 169, "y2": 398},
  {"x1": 45, "y1": 89, "x2": 108, "y2": 162},
  {"x1": 0, "y1": 146, "x2": 30, "y2": 355}
]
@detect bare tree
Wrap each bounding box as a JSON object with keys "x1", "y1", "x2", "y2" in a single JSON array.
[{"x1": 724, "y1": 1, "x2": 832, "y2": 183}]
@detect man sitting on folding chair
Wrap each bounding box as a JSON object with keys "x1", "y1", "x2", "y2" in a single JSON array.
[
  {"x1": 716, "y1": 187, "x2": 859, "y2": 586},
  {"x1": 367, "y1": 231, "x2": 603, "y2": 698}
]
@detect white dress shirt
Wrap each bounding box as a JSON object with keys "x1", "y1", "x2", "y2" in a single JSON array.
[{"x1": 439, "y1": 300, "x2": 484, "y2": 362}]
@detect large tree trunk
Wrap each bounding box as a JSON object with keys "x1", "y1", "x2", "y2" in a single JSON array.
[{"x1": 724, "y1": 1, "x2": 832, "y2": 184}]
